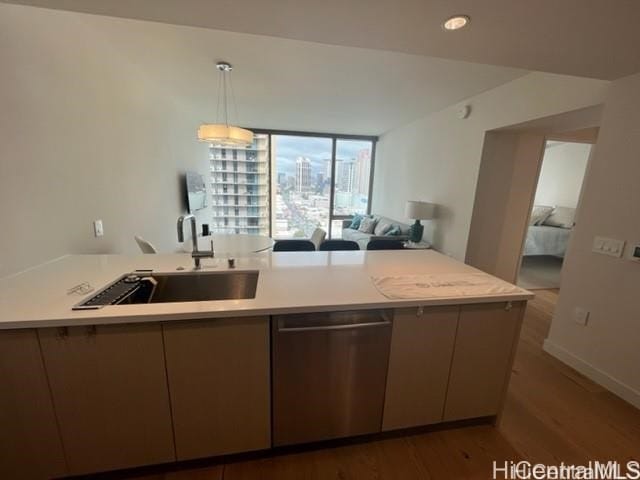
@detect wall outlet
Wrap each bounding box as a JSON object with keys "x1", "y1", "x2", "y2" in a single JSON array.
[
  {"x1": 93, "y1": 219, "x2": 104, "y2": 237},
  {"x1": 592, "y1": 236, "x2": 625, "y2": 258},
  {"x1": 573, "y1": 307, "x2": 590, "y2": 326}
]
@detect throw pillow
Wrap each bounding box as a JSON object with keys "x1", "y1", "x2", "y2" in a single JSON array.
[
  {"x1": 530, "y1": 205, "x2": 554, "y2": 226},
  {"x1": 543, "y1": 206, "x2": 575, "y2": 228},
  {"x1": 374, "y1": 220, "x2": 392, "y2": 236},
  {"x1": 385, "y1": 225, "x2": 401, "y2": 236},
  {"x1": 358, "y1": 216, "x2": 377, "y2": 234},
  {"x1": 349, "y1": 213, "x2": 364, "y2": 229}
]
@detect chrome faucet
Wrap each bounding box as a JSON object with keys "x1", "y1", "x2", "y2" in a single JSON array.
[{"x1": 177, "y1": 214, "x2": 214, "y2": 269}]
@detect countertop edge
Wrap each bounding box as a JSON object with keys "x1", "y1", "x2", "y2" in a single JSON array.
[{"x1": 0, "y1": 292, "x2": 534, "y2": 330}]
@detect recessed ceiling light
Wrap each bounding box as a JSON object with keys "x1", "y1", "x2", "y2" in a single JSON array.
[{"x1": 443, "y1": 15, "x2": 470, "y2": 31}]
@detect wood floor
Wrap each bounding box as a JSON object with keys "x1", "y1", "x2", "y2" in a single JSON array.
[
  {"x1": 133, "y1": 290, "x2": 640, "y2": 480},
  {"x1": 500, "y1": 289, "x2": 640, "y2": 464}
]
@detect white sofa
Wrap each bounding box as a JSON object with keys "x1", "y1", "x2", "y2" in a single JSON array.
[{"x1": 341, "y1": 216, "x2": 410, "y2": 250}]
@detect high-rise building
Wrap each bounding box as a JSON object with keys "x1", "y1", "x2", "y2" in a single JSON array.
[
  {"x1": 336, "y1": 159, "x2": 356, "y2": 193},
  {"x1": 277, "y1": 172, "x2": 286, "y2": 187},
  {"x1": 325, "y1": 158, "x2": 332, "y2": 179},
  {"x1": 355, "y1": 148, "x2": 371, "y2": 196},
  {"x1": 209, "y1": 134, "x2": 270, "y2": 235},
  {"x1": 295, "y1": 157, "x2": 311, "y2": 193}
]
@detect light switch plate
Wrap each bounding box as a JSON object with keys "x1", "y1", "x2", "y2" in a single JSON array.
[
  {"x1": 93, "y1": 219, "x2": 104, "y2": 237},
  {"x1": 592, "y1": 236, "x2": 625, "y2": 258},
  {"x1": 574, "y1": 307, "x2": 590, "y2": 326}
]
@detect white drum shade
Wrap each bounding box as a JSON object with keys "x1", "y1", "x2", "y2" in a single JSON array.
[
  {"x1": 405, "y1": 200, "x2": 436, "y2": 220},
  {"x1": 197, "y1": 124, "x2": 254, "y2": 146}
]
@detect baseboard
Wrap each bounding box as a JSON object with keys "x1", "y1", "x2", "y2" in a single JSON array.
[{"x1": 543, "y1": 339, "x2": 640, "y2": 410}]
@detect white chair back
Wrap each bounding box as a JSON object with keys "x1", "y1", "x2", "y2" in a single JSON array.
[
  {"x1": 310, "y1": 228, "x2": 327, "y2": 250},
  {"x1": 134, "y1": 236, "x2": 157, "y2": 254}
]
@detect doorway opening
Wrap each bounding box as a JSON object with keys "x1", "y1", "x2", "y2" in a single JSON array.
[
  {"x1": 517, "y1": 140, "x2": 592, "y2": 289},
  {"x1": 466, "y1": 105, "x2": 601, "y2": 286}
]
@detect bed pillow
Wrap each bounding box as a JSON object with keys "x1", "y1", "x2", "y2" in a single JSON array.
[
  {"x1": 543, "y1": 206, "x2": 575, "y2": 228},
  {"x1": 530, "y1": 205, "x2": 554, "y2": 226},
  {"x1": 358, "y1": 216, "x2": 377, "y2": 234}
]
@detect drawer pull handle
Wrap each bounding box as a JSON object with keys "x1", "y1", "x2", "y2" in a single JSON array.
[{"x1": 278, "y1": 320, "x2": 391, "y2": 333}]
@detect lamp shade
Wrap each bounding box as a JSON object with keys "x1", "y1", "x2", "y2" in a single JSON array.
[
  {"x1": 405, "y1": 200, "x2": 436, "y2": 220},
  {"x1": 197, "y1": 124, "x2": 254, "y2": 146}
]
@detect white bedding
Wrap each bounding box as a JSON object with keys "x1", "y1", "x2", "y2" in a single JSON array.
[{"x1": 523, "y1": 225, "x2": 572, "y2": 257}]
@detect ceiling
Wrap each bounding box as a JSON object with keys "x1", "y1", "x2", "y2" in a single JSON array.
[
  {"x1": 2, "y1": 0, "x2": 640, "y2": 80},
  {"x1": 0, "y1": 2, "x2": 527, "y2": 135}
]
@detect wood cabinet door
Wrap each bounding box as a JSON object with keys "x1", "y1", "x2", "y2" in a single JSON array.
[
  {"x1": 0, "y1": 329, "x2": 67, "y2": 480},
  {"x1": 39, "y1": 323, "x2": 175, "y2": 475},
  {"x1": 163, "y1": 317, "x2": 271, "y2": 460},
  {"x1": 382, "y1": 306, "x2": 458, "y2": 431},
  {"x1": 443, "y1": 302, "x2": 525, "y2": 421}
]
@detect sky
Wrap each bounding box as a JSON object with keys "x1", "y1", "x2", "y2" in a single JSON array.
[{"x1": 273, "y1": 135, "x2": 371, "y2": 176}]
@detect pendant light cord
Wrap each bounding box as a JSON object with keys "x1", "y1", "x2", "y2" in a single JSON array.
[
  {"x1": 229, "y1": 73, "x2": 240, "y2": 128},
  {"x1": 198, "y1": 61, "x2": 252, "y2": 145},
  {"x1": 215, "y1": 67, "x2": 222, "y2": 125},
  {"x1": 209, "y1": 62, "x2": 246, "y2": 134},
  {"x1": 222, "y1": 69, "x2": 229, "y2": 127}
]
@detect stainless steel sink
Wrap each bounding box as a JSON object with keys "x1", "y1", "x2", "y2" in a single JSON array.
[
  {"x1": 73, "y1": 270, "x2": 259, "y2": 309},
  {"x1": 149, "y1": 271, "x2": 259, "y2": 303}
]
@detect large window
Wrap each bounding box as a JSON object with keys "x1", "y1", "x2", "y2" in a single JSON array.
[
  {"x1": 331, "y1": 139, "x2": 373, "y2": 239},
  {"x1": 272, "y1": 135, "x2": 332, "y2": 238},
  {"x1": 208, "y1": 130, "x2": 376, "y2": 239}
]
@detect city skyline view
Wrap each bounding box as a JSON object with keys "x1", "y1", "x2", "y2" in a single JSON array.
[
  {"x1": 207, "y1": 133, "x2": 374, "y2": 239},
  {"x1": 273, "y1": 136, "x2": 332, "y2": 177},
  {"x1": 272, "y1": 135, "x2": 372, "y2": 238}
]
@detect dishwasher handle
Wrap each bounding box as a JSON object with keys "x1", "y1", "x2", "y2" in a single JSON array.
[{"x1": 277, "y1": 319, "x2": 391, "y2": 333}]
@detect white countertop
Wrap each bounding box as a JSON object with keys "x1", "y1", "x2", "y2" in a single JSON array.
[{"x1": 0, "y1": 250, "x2": 533, "y2": 329}]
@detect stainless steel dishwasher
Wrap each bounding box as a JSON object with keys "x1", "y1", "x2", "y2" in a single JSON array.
[{"x1": 272, "y1": 309, "x2": 393, "y2": 446}]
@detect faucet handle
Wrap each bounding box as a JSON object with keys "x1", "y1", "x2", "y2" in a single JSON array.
[{"x1": 210, "y1": 240, "x2": 215, "y2": 257}]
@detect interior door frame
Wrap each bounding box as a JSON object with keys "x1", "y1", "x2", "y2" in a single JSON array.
[
  {"x1": 513, "y1": 136, "x2": 598, "y2": 284},
  {"x1": 465, "y1": 106, "x2": 602, "y2": 284}
]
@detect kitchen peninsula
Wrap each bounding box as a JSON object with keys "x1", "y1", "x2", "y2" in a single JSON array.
[{"x1": 0, "y1": 250, "x2": 532, "y2": 479}]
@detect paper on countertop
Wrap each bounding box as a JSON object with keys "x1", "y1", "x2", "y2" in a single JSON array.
[{"x1": 371, "y1": 273, "x2": 523, "y2": 299}]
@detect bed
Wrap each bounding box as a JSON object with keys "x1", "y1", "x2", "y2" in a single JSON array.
[{"x1": 523, "y1": 225, "x2": 572, "y2": 257}]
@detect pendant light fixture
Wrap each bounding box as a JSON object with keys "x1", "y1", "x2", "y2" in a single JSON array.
[{"x1": 197, "y1": 61, "x2": 253, "y2": 146}]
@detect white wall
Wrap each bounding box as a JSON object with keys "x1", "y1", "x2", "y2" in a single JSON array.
[
  {"x1": 0, "y1": 3, "x2": 526, "y2": 277},
  {"x1": 371, "y1": 73, "x2": 608, "y2": 260},
  {"x1": 534, "y1": 142, "x2": 591, "y2": 208},
  {"x1": 544, "y1": 72, "x2": 640, "y2": 408},
  {"x1": 0, "y1": 5, "x2": 217, "y2": 277}
]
